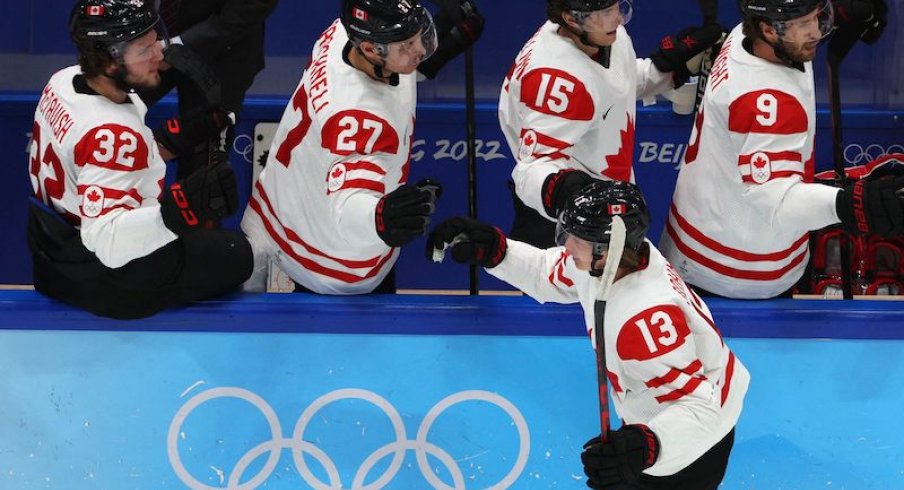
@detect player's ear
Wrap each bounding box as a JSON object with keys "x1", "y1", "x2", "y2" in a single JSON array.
[
  {"x1": 759, "y1": 20, "x2": 778, "y2": 43},
  {"x1": 561, "y1": 11, "x2": 581, "y2": 31},
  {"x1": 358, "y1": 41, "x2": 379, "y2": 59}
]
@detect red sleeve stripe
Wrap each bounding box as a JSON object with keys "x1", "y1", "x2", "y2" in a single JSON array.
[
  {"x1": 645, "y1": 359, "x2": 703, "y2": 389},
  {"x1": 547, "y1": 251, "x2": 574, "y2": 287},
  {"x1": 669, "y1": 204, "x2": 809, "y2": 262},
  {"x1": 249, "y1": 195, "x2": 395, "y2": 283},
  {"x1": 741, "y1": 170, "x2": 804, "y2": 183},
  {"x1": 721, "y1": 351, "x2": 736, "y2": 406},
  {"x1": 654, "y1": 376, "x2": 706, "y2": 403},
  {"x1": 253, "y1": 181, "x2": 386, "y2": 268},
  {"x1": 333, "y1": 178, "x2": 385, "y2": 194},
  {"x1": 344, "y1": 161, "x2": 387, "y2": 175},
  {"x1": 665, "y1": 219, "x2": 809, "y2": 280},
  {"x1": 76, "y1": 185, "x2": 144, "y2": 204},
  {"x1": 85, "y1": 204, "x2": 135, "y2": 217},
  {"x1": 737, "y1": 151, "x2": 801, "y2": 165}
]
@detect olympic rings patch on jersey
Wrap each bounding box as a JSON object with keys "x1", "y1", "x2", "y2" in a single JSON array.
[
  {"x1": 326, "y1": 162, "x2": 348, "y2": 193},
  {"x1": 81, "y1": 185, "x2": 105, "y2": 218},
  {"x1": 519, "y1": 130, "x2": 538, "y2": 161},
  {"x1": 749, "y1": 152, "x2": 772, "y2": 184}
]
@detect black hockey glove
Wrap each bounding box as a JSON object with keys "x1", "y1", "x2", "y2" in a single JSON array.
[
  {"x1": 417, "y1": 0, "x2": 484, "y2": 79},
  {"x1": 836, "y1": 173, "x2": 904, "y2": 237},
  {"x1": 160, "y1": 161, "x2": 239, "y2": 235},
  {"x1": 833, "y1": 0, "x2": 887, "y2": 44},
  {"x1": 427, "y1": 216, "x2": 507, "y2": 268},
  {"x1": 375, "y1": 178, "x2": 443, "y2": 247},
  {"x1": 649, "y1": 24, "x2": 724, "y2": 87},
  {"x1": 581, "y1": 425, "x2": 660, "y2": 489},
  {"x1": 542, "y1": 169, "x2": 597, "y2": 218},
  {"x1": 154, "y1": 105, "x2": 234, "y2": 160}
]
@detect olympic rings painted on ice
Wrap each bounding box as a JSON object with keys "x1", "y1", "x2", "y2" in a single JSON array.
[
  {"x1": 844, "y1": 143, "x2": 904, "y2": 165},
  {"x1": 167, "y1": 387, "x2": 530, "y2": 490}
]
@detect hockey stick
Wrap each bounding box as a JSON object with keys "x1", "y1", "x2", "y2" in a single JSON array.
[
  {"x1": 827, "y1": 27, "x2": 861, "y2": 299},
  {"x1": 426, "y1": 0, "x2": 481, "y2": 294},
  {"x1": 593, "y1": 215, "x2": 626, "y2": 442},
  {"x1": 692, "y1": 0, "x2": 721, "y2": 114}
]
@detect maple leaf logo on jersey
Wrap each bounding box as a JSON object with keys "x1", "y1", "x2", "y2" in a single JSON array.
[
  {"x1": 81, "y1": 185, "x2": 104, "y2": 218},
  {"x1": 519, "y1": 130, "x2": 538, "y2": 161},
  {"x1": 604, "y1": 114, "x2": 635, "y2": 182},
  {"x1": 750, "y1": 152, "x2": 772, "y2": 184},
  {"x1": 327, "y1": 163, "x2": 348, "y2": 194}
]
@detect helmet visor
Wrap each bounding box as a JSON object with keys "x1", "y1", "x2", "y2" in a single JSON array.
[
  {"x1": 773, "y1": 0, "x2": 834, "y2": 41},
  {"x1": 572, "y1": 0, "x2": 633, "y2": 32},
  {"x1": 376, "y1": 9, "x2": 437, "y2": 65},
  {"x1": 108, "y1": 21, "x2": 168, "y2": 69}
]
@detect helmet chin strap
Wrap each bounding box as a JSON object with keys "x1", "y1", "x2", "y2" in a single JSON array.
[
  {"x1": 565, "y1": 23, "x2": 612, "y2": 68},
  {"x1": 355, "y1": 44, "x2": 401, "y2": 86}
]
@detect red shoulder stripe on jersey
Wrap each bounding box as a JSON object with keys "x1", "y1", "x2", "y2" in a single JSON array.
[
  {"x1": 669, "y1": 204, "x2": 809, "y2": 262},
  {"x1": 253, "y1": 182, "x2": 386, "y2": 269},
  {"x1": 728, "y1": 90, "x2": 808, "y2": 135},
  {"x1": 720, "y1": 351, "x2": 736, "y2": 406},
  {"x1": 249, "y1": 196, "x2": 395, "y2": 283},
  {"x1": 645, "y1": 359, "x2": 703, "y2": 389},
  {"x1": 665, "y1": 220, "x2": 809, "y2": 280},
  {"x1": 654, "y1": 376, "x2": 706, "y2": 403}
]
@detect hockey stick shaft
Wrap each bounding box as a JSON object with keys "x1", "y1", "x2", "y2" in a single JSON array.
[
  {"x1": 693, "y1": 0, "x2": 721, "y2": 113},
  {"x1": 827, "y1": 29, "x2": 860, "y2": 299},
  {"x1": 593, "y1": 216, "x2": 626, "y2": 441},
  {"x1": 426, "y1": 0, "x2": 481, "y2": 294}
]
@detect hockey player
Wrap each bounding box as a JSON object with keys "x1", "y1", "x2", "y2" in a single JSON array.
[
  {"x1": 659, "y1": 0, "x2": 902, "y2": 298},
  {"x1": 26, "y1": 0, "x2": 251, "y2": 319},
  {"x1": 241, "y1": 0, "x2": 482, "y2": 294},
  {"x1": 428, "y1": 180, "x2": 748, "y2": 489},
  {"x1": 500, "y1": 0, "x2": 724, "y2": 247}
]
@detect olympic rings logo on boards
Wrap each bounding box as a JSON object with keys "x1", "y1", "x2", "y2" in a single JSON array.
[
  {"x1": 167, "y1": 387, "x2": 530, "y2": 490},
  {"x1": 844, "y1": 143, "x2": 904, "y2": 165}
]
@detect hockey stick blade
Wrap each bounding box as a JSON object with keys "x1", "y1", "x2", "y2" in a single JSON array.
[{"x1": 593, "y1": 216, "x2": 626, "y2": 441}]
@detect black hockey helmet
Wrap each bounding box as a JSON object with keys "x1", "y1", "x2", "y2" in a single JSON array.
[
  {"x1": 547, "y1": 0, "x2": 634, "y2": 33},
  {"x1": 69, "y1": 0, "x2": 161, "y2": 51},
  {"x1": 738, "y1": 0, "x2": 828, "y2": 22},
  {"x1": 342, "y1": 0, "x2": 435, "y2": 46},
  {"x1": 555, "y1": 180, "x2": 650, "y2": 254}
]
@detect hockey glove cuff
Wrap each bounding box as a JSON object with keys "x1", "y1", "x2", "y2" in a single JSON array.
[
  {"x1": 427, "y1": 216, "x2": 507, "y2": 268},
  {"x1": 376, "y1": 178, "x2": 443, "y2": 247},
  {"x1": 160, "y1": 162, "x2": 239, "y2": 235},
  {"x1": 542, "y1": 169, "x2": 596, "y2": 218},
  {"x1": 581, "y1": 425, "x2": 660, "y2": 489},
  {"x1": 650, "y1": 24, "x2": 724, "y2": 87},
  {"x1": 837, "y1": 175, "x2": 904, "y2": 236},
  {"x1": 154, "y1": 106, "x2": 234, "y2": 160}
]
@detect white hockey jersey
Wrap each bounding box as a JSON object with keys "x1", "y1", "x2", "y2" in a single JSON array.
[
  {"x1": 499, "y1": 22, "x2": 673, "y2": 220},
  {"x1": 28, "y1": 66, "x2": 176, "y2": 269},
  {"x1": 659, "y1": 25, "x2": 841, "y2": 298},
  {"x1": 243, "y1": 21, "x2": 417, "y2": 294},
  {"x1": 489, "y1": 239, "x2": 749, "y2": 476}
]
